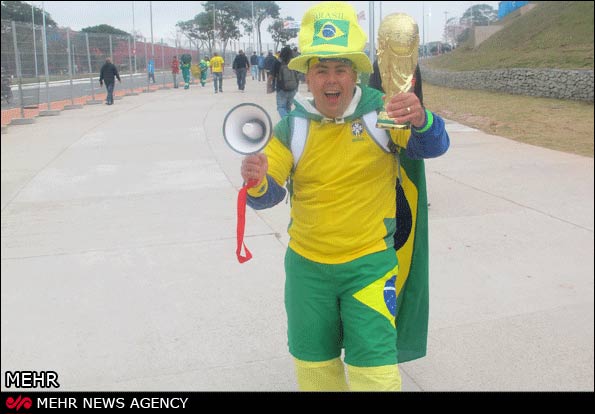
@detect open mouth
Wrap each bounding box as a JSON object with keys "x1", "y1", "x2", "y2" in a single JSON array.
[{"x1": 324, "y1": 92, "x2": 341, "y2": 103}]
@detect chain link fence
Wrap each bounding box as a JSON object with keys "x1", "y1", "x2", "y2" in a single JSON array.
[
  {"x1": 1, "y1": 20, "x2": 202, "y2": 124},
  {"x1": 1, "y1": 18, "x2": 284, "y2": 126}
]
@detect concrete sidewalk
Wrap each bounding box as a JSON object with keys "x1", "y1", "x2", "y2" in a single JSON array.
[{"x1": 1, "y1": 77, "x2": 593, "y2": 391}]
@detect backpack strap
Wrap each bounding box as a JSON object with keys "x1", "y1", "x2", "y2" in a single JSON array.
[
  {"x1": 361, "y1": 110, "x2": 402, "y2": 182},
  {"x1": 290, "y1": 117, "x2": 309, "y2": 169},
  {"x1": 361, "y1": 111, "x2": 397, "y2": 153}
]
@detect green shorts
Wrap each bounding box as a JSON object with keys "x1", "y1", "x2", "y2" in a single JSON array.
[{"x1": 285, "y1": 248, "x2": 399, "y2": 367}]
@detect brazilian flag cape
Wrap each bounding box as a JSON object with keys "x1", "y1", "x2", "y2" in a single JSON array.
[
  {"x1": 394, "y1": 151, "x2": 429, "y2": 363},
  {"x1": 369, "y1": 66, "x2": 429, "y2": 363}
]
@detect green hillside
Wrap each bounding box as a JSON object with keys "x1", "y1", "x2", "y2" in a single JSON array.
[{"x1": 426, "y1": 1, "x2": 594, "y2": 71}]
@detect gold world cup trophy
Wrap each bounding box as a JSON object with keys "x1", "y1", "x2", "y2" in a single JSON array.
[{"x1": 376, "y1": 13, "x2": 420, "y2": 130}]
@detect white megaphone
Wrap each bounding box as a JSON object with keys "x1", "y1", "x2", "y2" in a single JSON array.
[{"x1": 222, "y1": 103, "x2": 273, "y2": 155}]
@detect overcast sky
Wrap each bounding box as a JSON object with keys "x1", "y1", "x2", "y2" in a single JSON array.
[{"x1": 31, "y1": 1, "x2": 500, "y2": 46}]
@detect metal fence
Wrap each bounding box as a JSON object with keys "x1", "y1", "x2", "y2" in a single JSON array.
[
  {"x1": 1, "y1": 18, "x2": 285, "y2": 124},
  {"x1": 0, "y1": 20, "x2": 206, "y2": 79},
  {"x1": 1, "y1": 20, "x2": 202, "y2": 118}
]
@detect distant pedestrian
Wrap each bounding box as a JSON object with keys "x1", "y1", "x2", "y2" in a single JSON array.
[
  {"x1": 272, "y1": 45, "x2": 299, "y2": 117},
  {"x1": 199, "y1": 57, "x2": 209, "y2": 87},
  {"x1": 180, "y1": 54, "x2": 192, "y2": 89},
  {"x1": 264, "y1": 50, "x2": 276, "y2": 93},
  {"x1": 210, "y1": 52, "x2": 224, "y2": 93},
  {"x1": 232, "y1": 50, "x2": 250, "y2": 92},
  {"x1": 257, "y1": 52, "x2": 266, "y2": 82},
  {"x1": 171, "y1": 56, "x2": 180, "y2": 88},
  {"x1": 250, "y1": 51, "x2": 259, "y2": 80},
  {"x1": 147, "y1": 58, "x2": 156, "y2": 83},
  {"x1": 99, "y1": 57, "x2": 121, "y2": 105}
]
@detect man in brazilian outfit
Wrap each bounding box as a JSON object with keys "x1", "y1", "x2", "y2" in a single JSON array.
[{"x1": 240, "y1": 1, "x2": 449, "y2": 391}]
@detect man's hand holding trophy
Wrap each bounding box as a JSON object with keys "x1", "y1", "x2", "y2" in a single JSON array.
[{"x1": 375, "y1": 13, "x2": 425, "y2": 130}]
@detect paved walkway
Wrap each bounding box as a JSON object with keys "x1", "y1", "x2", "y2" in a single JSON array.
[{"x1": 1, "y1": 76, "x2": 593, "y2": 391}]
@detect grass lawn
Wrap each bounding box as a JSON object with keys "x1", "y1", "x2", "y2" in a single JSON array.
[
  {"x1": 428, "y1": 2, "x2": 593, "y2": 71},
  {"x1": 424, "y1": 83, "x2": 594, "y2": 157}
]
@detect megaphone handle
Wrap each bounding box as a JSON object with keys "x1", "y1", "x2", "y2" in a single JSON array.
[{"x1": 236, "y1": 179, "x2": 258, "y2": 263}]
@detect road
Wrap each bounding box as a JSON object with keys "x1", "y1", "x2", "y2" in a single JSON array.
[{"x1": 2, "y1": 71, "x2": 171, "y2": 109}]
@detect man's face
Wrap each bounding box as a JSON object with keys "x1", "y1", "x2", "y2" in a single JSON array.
[{"x1": 306, "y1": 60, "x2": 357, "y2": 119}]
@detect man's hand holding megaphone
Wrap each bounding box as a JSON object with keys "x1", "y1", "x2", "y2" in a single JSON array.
[
  {"x1": 235, "y1": 153, "x2": 268, "y2": 263},
  {"x1": 241, "y1": 153, "x2": 268, "y2": 188},
  {"x1": 222, "y1": 103, "x2": 273, "y2": 263}
]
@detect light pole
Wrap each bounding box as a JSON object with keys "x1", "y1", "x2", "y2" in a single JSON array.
[
  {"x1": 150, "y1": 1, "x2": 154, "y2": 57},
  {"x1": 444, "y1": 11, "x2": 449, "y2": 48},
  {"x1": 427, "y1": 7, "x2": 432, "y2": 54},
  {"x1": 422, "y1": 2, "x2": 426, "y2": 58},
  {"x1": 213, "y1": 3, "x2": 216, "y2": 53},
  {"x1": 41, "y1": 1, "x2": 50, "y2": 108},
  {"x1": 251, "y1": 1, "x2": 255, "y2": 53},
  {"x1": 132, "y1": 2, "x2": 137, "y2": 73},
  {"x1": 31, "y1": 2, "x2": 38, "y2": 78},
  {"x1": 368, "y1": 1, "x2": 375, "y2": 63}
]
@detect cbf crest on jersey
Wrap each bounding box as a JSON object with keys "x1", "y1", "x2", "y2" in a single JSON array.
[{"x1": 351, "y1": 121, "x2": 364, "y2": 137}]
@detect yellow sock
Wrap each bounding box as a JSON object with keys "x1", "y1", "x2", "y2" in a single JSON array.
[
  {"x1": 294, "y1": 357, "x2": 349, "y2": 391},
  {"x1": 346, "y1": 364, "x2": 402, "y2": 391}
]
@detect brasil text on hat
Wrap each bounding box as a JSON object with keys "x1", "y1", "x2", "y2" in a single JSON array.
[{"x1": 288, "y1": 1, "x2": 373, "y2": 74}]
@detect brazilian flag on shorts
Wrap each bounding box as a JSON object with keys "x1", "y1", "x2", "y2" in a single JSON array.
[{"x1": 393, "y1": 151, "x2": 429, "y2": 363}]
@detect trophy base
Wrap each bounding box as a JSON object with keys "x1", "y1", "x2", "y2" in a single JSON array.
[
  {"x1": 376, "y1": 111, "x2": 410, "y2": 130},
  {"x1": 376, "y1": 119, "x2": 411, "y2": 130}
]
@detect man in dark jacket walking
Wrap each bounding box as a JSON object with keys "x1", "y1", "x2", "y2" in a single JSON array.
[
  {"x1": 232, "y1": 50, "x2": 250, "y2": 92},
  {"x1": 264, "y1": 50, "x2": 277, "y2": 93},
  {"x1": 99, "y1": 57, "x2": 121, "y2": 105}
]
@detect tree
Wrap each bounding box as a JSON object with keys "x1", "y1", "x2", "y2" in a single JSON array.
[
  {"x1": 456, "y1": 27, "x2": 472, "y2": 46},
  {"x1": 177, "y1": 12, "x2": 215, "y2": 55},
  {"x1": 268, "y1": 17, "x2": 298, "y2": 52},
  {"x1": 460, "y1": 4, "x2": 498, "y2": 27},
  {"x1": 201, "y1": 1, "x2": 246, "y2": 55},
  {"x1": 427, "y1": 41, "x2": 451, "y2": 55},
  {"x1": 236, "y1": 1, "x2": 280, "y2": 53},
  {"x1": 1, "y1": 0, "x2": 58, "y2": 27},
  {"x1": 443, "y1": 16, "x2": 467, "y2": 48},
  {"x1": 179, "y1": 1, "x2": 279, "y2": 55},
  {"x1": 81, "y1": 25, "x2": 130, "y2": 36},
  {"x1": 177, "y1": 18, "x2": 202, "y2": 50}
]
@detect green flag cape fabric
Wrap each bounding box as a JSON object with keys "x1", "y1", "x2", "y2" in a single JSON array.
[
  {"x1": 394, "y1": 152, "x2": 429, "y2": 363},
  {"x1": 367, "y1": 63, "x2": 428, "y2": 363}
]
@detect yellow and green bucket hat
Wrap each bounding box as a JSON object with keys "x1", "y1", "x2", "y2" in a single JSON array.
[{"x1": 288, "y1": 1, "x2": 373, "y2": 74}]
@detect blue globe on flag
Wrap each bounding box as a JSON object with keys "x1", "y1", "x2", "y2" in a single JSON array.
[
  {"x1": 383, "y1": 275, "x2": 397, "y2": 317},
  {"x1": 322, "y1": 24, "x2": 336, "y2": 38}
]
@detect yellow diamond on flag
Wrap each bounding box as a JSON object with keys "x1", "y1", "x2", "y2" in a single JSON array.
[{"x1": 352, "y1": 265, "x2": 399, "y2": 328}]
